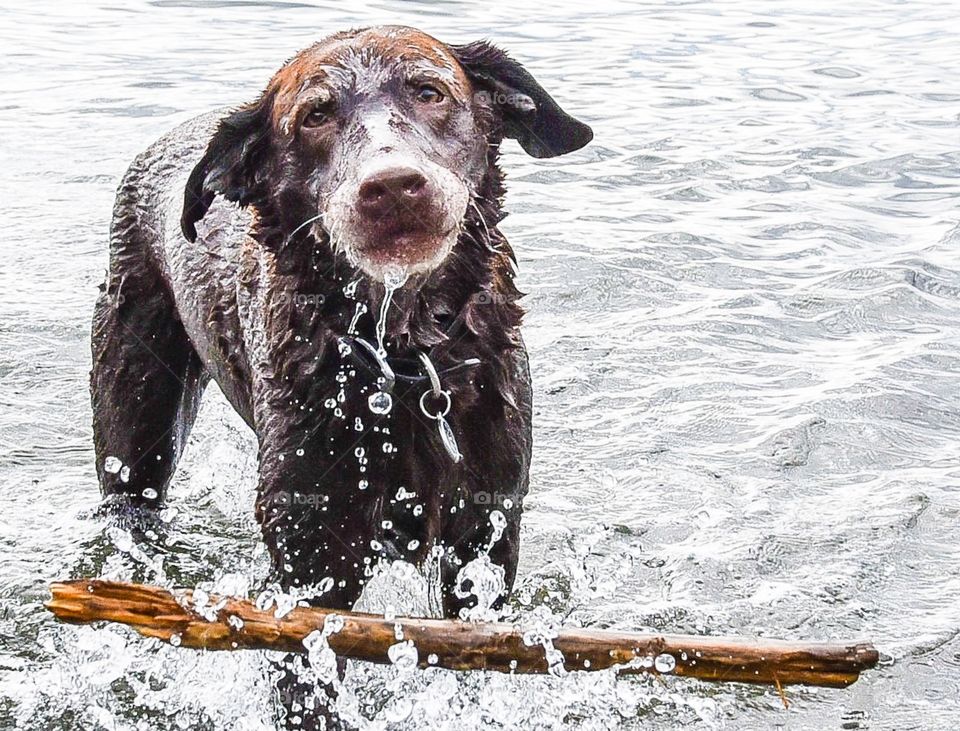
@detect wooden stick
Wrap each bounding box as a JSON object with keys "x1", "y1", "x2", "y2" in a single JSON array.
[{"x1": 46, "y1": 579, "x2": 878, "y2": 688}]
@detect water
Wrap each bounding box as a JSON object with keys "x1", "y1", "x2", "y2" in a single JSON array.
[
  {"x1": 376, "y1": 269, "x2": 408, "y2": 356},
  {"x1": 2, "y1": 0, "x2": 959, "y2": 728}
]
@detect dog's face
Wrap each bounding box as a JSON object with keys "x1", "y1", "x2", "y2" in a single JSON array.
[
  {"x1": 181, "y1": 26, "x2": 592, "y2": 281},
  {"x1": 274, "y1": 28, "x2": 485, "y2": 280}
]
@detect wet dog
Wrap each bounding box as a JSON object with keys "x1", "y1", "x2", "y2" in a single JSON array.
[{"x1": 90, "y1": 25, "x2": 591, "y2": 725}]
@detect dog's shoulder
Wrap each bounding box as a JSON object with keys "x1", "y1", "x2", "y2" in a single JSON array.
[
  {"x1": 110, "y1": 109, "x2": 241, "y2": 253},
  {"x1": 119, "y1": 110, "x2": 225, "y2": 197}
]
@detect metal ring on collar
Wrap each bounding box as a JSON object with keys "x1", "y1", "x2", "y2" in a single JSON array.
[
  {"x1": 417, "y1": 351, "x2": 442, "y2": 396},
  {"x1": 419, "y1": 389, "x2": 452, "y2": 420}
]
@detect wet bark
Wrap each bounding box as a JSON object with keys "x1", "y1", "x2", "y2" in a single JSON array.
[{"x1": 47, "y1": 579, "x2": 878, "y2": 689}]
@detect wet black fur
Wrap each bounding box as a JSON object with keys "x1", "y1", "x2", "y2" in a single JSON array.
[{"x1": 90, "y1": 31, "x2": 590, "y2": 728}]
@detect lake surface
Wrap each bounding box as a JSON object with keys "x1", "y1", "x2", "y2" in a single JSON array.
[{"x1": 1, "y1": 0, "x2": 959, "y2": 728}]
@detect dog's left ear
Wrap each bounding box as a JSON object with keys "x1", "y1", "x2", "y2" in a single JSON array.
[
  {"x1": 181, "y1": 94, "x2": 273, "y2": 242},
  {"x1": 450, "y1": 41, "x2": 593, "y2": 158}
]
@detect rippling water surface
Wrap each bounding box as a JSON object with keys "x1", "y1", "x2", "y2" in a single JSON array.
[{"x1": 2, "y1": 1, "x2": 959, "y2": 728}]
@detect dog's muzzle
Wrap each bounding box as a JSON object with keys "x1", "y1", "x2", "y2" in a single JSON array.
[{"x1": 324, "y1": 156, "x2": 469, "y2": 281}]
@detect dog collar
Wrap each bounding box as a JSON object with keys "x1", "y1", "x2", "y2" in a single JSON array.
[{"x1": 336, "y1": 333, "x2": 479, "y2": 464}]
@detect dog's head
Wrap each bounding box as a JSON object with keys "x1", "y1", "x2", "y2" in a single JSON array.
[{"x1": 181, "y1": 26, "x2": 592, "y2": 281}]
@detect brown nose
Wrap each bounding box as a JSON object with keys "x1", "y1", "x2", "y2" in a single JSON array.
[{"x1": 357, "y1": 166, "x2": 430, "y2": 218}]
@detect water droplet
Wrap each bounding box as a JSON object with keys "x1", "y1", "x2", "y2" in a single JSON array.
[
  {"x1": 106, "y1": 526, "x2": 133, "y2": 552},
  {"x1": 119, "y1": 465, "x2": 131, "y2": 483},
  {"x1": 427, "y1": 653, "x2": 439, "y2": 665},
  {"x1": 413, "y1": 504, "x2": 423, "y2": 516},
  {"x1": 384, "y1": 697, "x2": 413, "y2": 723},
  {"x1": 455, "y1": 555, "x2": 506, "y2": 622},
  {"x1": 383, "y1": 268, "x2": 408, "y2": 290},
  {"x1": 358, "y1": 479, "x2": 369, "y2": 490},
  {"x1": 368, "y1": 391, "x2": 393, "y2": 415},
  {"x1": 655, "y1": 653, "x2": 676, "y2": 673},
  {"x1": 387, "y1": 640, "x2": 418, "y2": 672},
  {"x1": 502, "y1": 498, "x2": 513, "y2": 510},
  {"x1": 104, "y1": 456, "x2": 122, "y2": 474},
  {"x1": 324, "y1": 398, "x2": 336, "y2": 409},
  {"x1": 376, "y1": 270, "x2": 408, "y2": 355},
  {"x1": 486, "y1": 510, "x2": 507, "y2": 550},
  {"x1": 348, "y1": 301, "x2": 366, "y2": 334},
  {"x1": 142, "y1": 487, "x2": 158, "y2": 500},
  {"x1": 295, "y1": 448, "x2": 305, "y2": 457},
  {"x1": 303, "y1": 622, "x2": 340, "y2": 685},
  {"x1": 325, "y1": 613, "x2": 345, "y2": 634},
  {"x1": 407, "y1": 539, "x2": 420, "y2": 551},
  {"x1": 169, "y1": 633, "x2": 181, "y2": 647}
]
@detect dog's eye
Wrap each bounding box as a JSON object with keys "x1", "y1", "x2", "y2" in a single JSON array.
[
  {"x1": 415, "y1": 84, "x2": 444, "y2": 104},
  {"x1": 303, "y1": 104, "x2": 333, "y2": 128}
]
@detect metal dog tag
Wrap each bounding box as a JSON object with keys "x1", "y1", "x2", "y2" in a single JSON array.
[
  {"x1": 416, "y1": 352, "x2": 462, "y2": 464},
  {"x1": 436, "y1": 414, "x2": 462, "y2": 463}
]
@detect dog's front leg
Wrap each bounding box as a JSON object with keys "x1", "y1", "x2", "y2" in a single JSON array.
[
  {"x1": 255, "y1": 427, "x2": 381, "y2": 730},
  {"x1": 255, "y1": 458, "x2": 377, "y2": 606}
]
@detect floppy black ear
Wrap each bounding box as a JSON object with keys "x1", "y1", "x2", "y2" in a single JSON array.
[
  {"x1": 450, "y1": 41, "x2": 592, "y2": 158},
  {"x1": 181, "y1": 96, "x2": 273, "y2": 242}
]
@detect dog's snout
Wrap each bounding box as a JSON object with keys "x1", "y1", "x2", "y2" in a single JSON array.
[{"x1": 357, "y1": 166, "x2": 430, "y2": 217}]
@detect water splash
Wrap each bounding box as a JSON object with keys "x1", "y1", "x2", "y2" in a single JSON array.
[
  {"x1": 105, "y1": 526, "x2": 166, "y2": 583},
  {"x1": 521, "y1": 607, "x2": 567, "y2": 678},
  {"x1": 374, "y1": 268, "x2": 407, "y2": 357},
  {"x1": 342, "y1": 278, "x2": 360, "y2": 299},
  {"x1": 354, "y1": 560, "x2": 436, "y2": 618},
  {"x1": 452, "y1": 511, "x2": 510, "y2": 621},
  {"x1": 453, "y1": 555, "x2": 506, "y2": 622},
  {"x1": 347, "y1": 301, "x2": 366, "y2": 335},
  {"x1": 303, "y1": 613, "x2": 346, "y2": 685},
  {"x1": 386, "y1": 640, "x2": 419, "y2": 672},
  {"x1": 255, "y1": 578, "x2": 334, "y2": 619}
]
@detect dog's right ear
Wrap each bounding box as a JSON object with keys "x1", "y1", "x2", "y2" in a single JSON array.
[
  {"x1": 181, "y1": 95, "x2": 273, "y2": 242},
  {"x1": 450, "y1": 41, "x2": 592, "y2": 158}
]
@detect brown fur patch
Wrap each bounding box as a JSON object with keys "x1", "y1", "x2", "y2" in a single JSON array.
[{"x1": 266, "y1": 25, "x2": 472, "y2": 132}]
